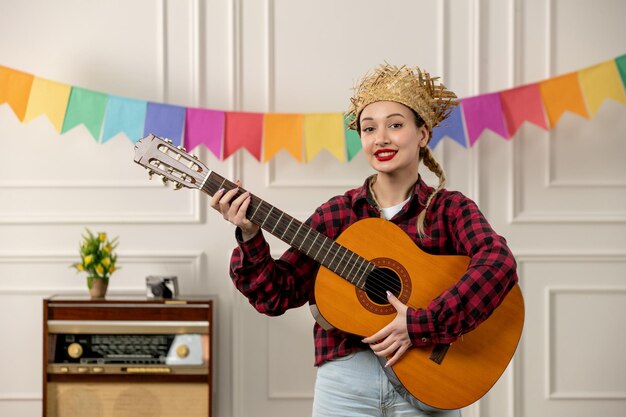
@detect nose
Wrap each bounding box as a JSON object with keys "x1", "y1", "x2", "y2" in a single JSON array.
[{"x1": 374, "y1": 128, "x2": 390, "y2": 146}]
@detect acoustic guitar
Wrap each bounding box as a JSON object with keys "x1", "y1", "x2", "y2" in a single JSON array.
[{"x1": 133, "y1": 134, "x2": 524, "y2": 410}]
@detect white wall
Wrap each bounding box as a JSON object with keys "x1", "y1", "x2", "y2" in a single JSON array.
[{"x1": 0, "y1": 1, "x2": 625, "y2": 416}]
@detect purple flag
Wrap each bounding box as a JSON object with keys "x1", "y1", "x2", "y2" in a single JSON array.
[
  {"x1": 144, "y1": 102, "x2": 186, "y2": 147},
  {"x1": 461, "y1": 93, "x2": 509, "y2": 146},
  {"x1": 185, "y1": 108, "x2": 225, "y2": 159},
  {"x1": 429, "y1": 105, "x2": 467, "y2": 149}
]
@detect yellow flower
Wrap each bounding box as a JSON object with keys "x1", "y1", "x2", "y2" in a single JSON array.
[
  {"x1": 101, "y1": 257, "x2": 111, "y2": 267},
  {"x1": 109, "y1": 265, "x2": 116, "y2": 273},
  {"x1": 103, "y1": 245, "x2": 112, "y2": 253},
  {"x1": 99, "y1": 233, "x2": 107, "y2": 242},
  {"x1": 95, "y1": 264, "x2": 104, "y2": 275},
  {"x1": 84, "y1": 255, "x2": 93, "y2": 265},
  {"x1": 75, "y1": 263, "x2": 84, "y2": 271}
]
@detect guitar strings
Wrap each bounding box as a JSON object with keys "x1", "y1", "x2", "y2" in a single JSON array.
[
  {"x1": 245, "y1": 194, "x2": 404, "y2": 301},
  {"x1": 203, "y1": 179, "x2": 404, "y2": 302}
]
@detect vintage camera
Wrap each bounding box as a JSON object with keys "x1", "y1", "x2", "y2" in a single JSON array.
[{"x1": 145, "y1": 276, "x2": 179, "y2": 299}]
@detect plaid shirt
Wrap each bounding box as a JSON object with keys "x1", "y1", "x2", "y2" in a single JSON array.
[{"x1": 230, "y1": 175, "x2": 518, "y2": 366}]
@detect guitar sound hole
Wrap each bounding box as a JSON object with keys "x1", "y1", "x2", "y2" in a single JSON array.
[{"x1": 365, "y1": 268, "x2": 401, "y2": 305}]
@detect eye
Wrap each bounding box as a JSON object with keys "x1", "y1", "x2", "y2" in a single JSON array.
[
  {"x1": 389, "y1": 122, "x2": 403, "y2": 129},
  {"x1": 361, "y1": 126, "x2": 374, "y2": 133}
]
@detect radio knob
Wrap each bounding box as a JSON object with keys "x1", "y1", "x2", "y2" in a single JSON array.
[
  {"x1": 176, "y1": 344, "x2": 190, "y2": 358},
  {"x1": 67, "y1": 343, "x2": 83, "y2": 359}
]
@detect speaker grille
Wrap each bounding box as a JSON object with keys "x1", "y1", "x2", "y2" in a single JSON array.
[{"x1": 47, "y1": 382, "x2": 209, "y2": 417}]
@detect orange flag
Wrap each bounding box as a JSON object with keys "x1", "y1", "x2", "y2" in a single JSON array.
[
  {"x1": 0, "y1": 66, "x2": 34, "y2": 121},
  {"x1": 578, "y1": 60, "x2": 626, "y2": 116},
  {"x1": 263, "y1": 113, "x2": 304, "y2": 162},
  {"x1": 500, "y1": 83, "x2": 548, "y2": 136},
  {"x1": 539, "y1": 72, "x2": 588, "y2": 127}
]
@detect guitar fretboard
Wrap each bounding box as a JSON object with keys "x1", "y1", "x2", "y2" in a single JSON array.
[{"x1": 201, "y1": 171, "x2": 375, "y2": 288}]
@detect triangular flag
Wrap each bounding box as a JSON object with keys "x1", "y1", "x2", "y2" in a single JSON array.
[
  {"x1": 0, "y1": 66, "x2": 34, "y2": 121},
  {"x1": 185, "y1": 108, "x2": 224, "y2": 159},
  {"x1": 23, "y1": 77, "x2": 71, "y2": 132},
  {"x1": 461, "y1": 93, "x2": 509, "y2": 146},
  {"x1": 539, "y1": 72, "x2": 588, "y2": 127},
  {"x1": 61, "y1": 87, "x2": 108, "y2": 141},
  {"x1": 500, "y1": 83, "x2": 548, "y2": 136},
  {"x1": 344, "y1": 114, "x2": 362, "y2": 161},
  {"x1": 616, "y1": 54, "x2": 626, "y2": 87},
  {"x1": 101, "y1": 96, "x2": 147, "y2": 143},
  {"x1": 579, "y1": 60, "x2": 626, "y2": 116},
  {"x1": 262, "y1": 113, "x2": 303, "y2": 162},
  {"x1": 144, "y1": 102, "x2": 186, "y2": 147},
  {"x1": 430, "y1": 105, "x2": 467, "y2": 149},
  {"x1": 303, "y1": 113, "x2": 346, "y2": 162},
  {"x1": 224, "y1": 111, "x2": 264, "y2": 160}
]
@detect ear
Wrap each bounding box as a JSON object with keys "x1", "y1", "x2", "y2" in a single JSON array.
[{"x1": 417, "y1": 125, "x2": 430, "y2": 148}]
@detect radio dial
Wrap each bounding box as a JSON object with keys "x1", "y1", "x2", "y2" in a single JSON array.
[
  {"x1": 67, "y1": 343, "x2": 83, "y2": 359},
  {"x1": 176, "y1": 344, "x2": 190, "y2": 358}
]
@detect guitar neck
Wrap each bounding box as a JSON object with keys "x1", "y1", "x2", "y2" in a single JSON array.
[{"x1": 201, "y1": 171, "x2": 373, "y2": 286}]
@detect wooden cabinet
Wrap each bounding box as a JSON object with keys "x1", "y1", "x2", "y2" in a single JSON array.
[{"x1": 43, "y1": 295, "x2": 214, "y2": 417}]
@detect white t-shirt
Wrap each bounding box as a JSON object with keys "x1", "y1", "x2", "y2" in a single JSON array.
[{"x1": 380, "y1": 197, "x2": 410, "y2": 220}]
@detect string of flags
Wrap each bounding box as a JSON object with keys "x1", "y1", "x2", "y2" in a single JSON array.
[{"x1": 1, "y1": 54, "x2": 625, "y2": 163}]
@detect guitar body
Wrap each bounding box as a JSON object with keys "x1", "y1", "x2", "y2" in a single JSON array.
[{"x1": 313, "y1": 218, "x2": 524, "y2": 410}]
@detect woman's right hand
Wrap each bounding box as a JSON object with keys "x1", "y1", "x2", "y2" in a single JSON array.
[{"x1": 210, "y1": 183, "x2": 260, "y2": 242}]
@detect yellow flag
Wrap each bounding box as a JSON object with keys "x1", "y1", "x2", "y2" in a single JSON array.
[
  {"x1": 303, "y1": 113, "x2": 345, "y2": 162},
  {"x1": 579, "y1": 60, "x2": 626, "y2": 116},
  {"x1": 263, "y1": 113, "x2": 304, "y2": 162},
  {"x1": 23, "y1": 77, "x2": 71, "y2": 132}
]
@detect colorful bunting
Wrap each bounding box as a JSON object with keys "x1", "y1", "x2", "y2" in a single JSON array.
[
  {"x1": 500, "y1": 83, "x2": 548, "y2": 136},
  {"x1": 539, "y1": 72, "x2": 588, "y2": 127},
  {"x1": 102, "y1": 96, "x2": 147, "y2": 143},
  {"x1": 62, "y1": 87, "x2": 108, "y2": 140},
  {"x1": 23, "y1": 77, "x2": 71, "y2": 132},
  {"x1": 303, "y1": 113, "x2": 345, "y2": 162},
  {"x1": 144, "y1": 102, "x2": 186, "y2": 148},
  {"x1": 462, "y1": 93, "x2": 509, "y2": 146},
  {"x1": 185, "y1": 108, "x2": 224, "y2": 159},
  {"x1": 262, "y1": 113, "x2": 303, "y2": 162},
  {"x1": 578, "y1": 60, "x2": 626, "y2": 116},
  {"x1": 344, "y1": 115, "x2": 362, "y2": 161},
  {"x1": 0, "y1": 66, "x2": 34, "y2": 121},
  {"x1": 1, "y1": 54, "x2": 625, "y2": 161},
  {"x1": 224, "y1": 111, "x2": 264, "y2": 160},
  {"x1": 430, "y1": 106, "x2": 467, "y2": 149}
]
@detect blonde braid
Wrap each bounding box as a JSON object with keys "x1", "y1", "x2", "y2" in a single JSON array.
[{"x1": 417, "y1": 146, "x2": 446, "y2": 238}]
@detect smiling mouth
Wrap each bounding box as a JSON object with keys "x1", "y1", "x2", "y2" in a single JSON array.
[{"x1": 375, "y1": 150, "x2": 397, "y2": 161}]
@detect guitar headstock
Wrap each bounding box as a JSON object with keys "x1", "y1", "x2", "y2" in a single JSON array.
[{"x1": 133, "y1": 134, "x2": 210, "y2": 190}]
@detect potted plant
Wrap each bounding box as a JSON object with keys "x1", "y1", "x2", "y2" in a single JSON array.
[{"x1": 71, "y1": 229, "x2": 119, "y2": 298}]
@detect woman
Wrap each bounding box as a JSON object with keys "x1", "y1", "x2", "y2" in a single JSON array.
[{"x1": 211, "y1": 64, "x2": 518, "y2": 416}]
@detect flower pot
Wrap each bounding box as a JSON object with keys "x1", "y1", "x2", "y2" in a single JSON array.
[{"x1": 88, "y1": 277, "x2": 108, "y2": 299}]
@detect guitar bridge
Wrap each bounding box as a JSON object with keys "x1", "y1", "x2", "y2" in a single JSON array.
[{"x1": 429, "y1": 343, "x2": 450, "y2": 365}]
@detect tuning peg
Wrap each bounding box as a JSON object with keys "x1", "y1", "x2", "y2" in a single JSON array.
[
  {"x1": 192, "y1": 155, "x2": 198, "y2": 160},
  {"x1": 147, "y1": 169, "x2": 155, "y2": 179},
  {"x1": 177, "y1": 145, "x2": 187, "y2": 152},
  {"x1": 162, "y1": 177, "x2": 169, "y2": 185},
  {"x1": 174, "y1": 183, "x2": 184, "y2": 190}
]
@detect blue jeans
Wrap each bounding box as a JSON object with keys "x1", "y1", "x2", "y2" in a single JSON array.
[{"x1": 313, "y1": 350, "x2": 461, "y2": 417}]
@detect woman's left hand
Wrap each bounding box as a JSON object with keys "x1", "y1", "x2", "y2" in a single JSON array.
[{"x1": 362, "y1": 291, "x2": 412, "y2": 368}]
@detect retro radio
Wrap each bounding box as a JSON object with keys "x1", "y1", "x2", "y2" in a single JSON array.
[{"x1": 43, "y1": 295, "x2": 214, "y2": 417}]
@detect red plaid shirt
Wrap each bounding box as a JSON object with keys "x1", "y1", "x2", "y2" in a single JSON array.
[{"x1": 230, "y1": 176, "x2": 518, "y2": 366}]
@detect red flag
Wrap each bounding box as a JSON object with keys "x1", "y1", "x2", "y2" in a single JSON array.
[
  {"x1": 224, "y1": 112, "x2": 264, "y2": 160},
  {"x1": 500, "y1": 83, "x2": 548, "y2": 136}
]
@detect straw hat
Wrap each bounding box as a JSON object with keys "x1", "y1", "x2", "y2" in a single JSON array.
[{"x1": 346, "y1": 63, "x2": 458, "y2": 132}]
